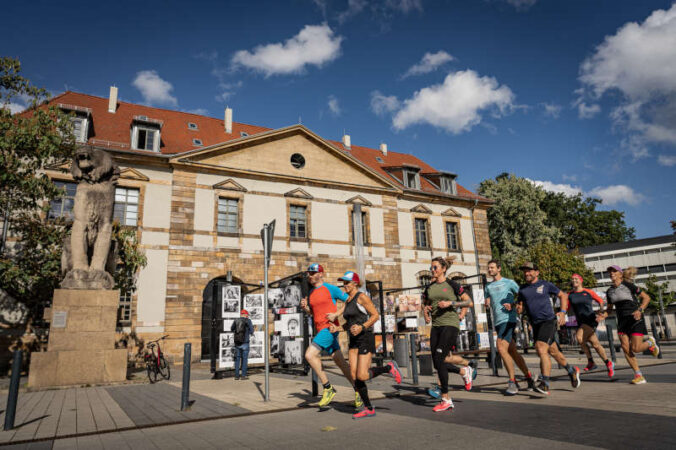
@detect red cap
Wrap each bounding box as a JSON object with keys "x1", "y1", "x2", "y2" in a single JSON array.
[{"x1": 240, "y1": 309, "x2": 249, "y2": 316}]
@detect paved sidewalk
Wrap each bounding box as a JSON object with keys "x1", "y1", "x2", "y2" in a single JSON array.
[{"x1": 0, "y1": 349, "x2": 672, "y2": 446}]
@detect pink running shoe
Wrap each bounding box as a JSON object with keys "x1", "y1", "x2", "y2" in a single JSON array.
[
  {"x1": 433, "y1": 399, "x2": 454, "y2": 412},
  {"x1": 462, "y1": 365, "x2": 474, "y2": 391},
  {"x1": 388, "y1": 361, "x2": 402, "y2": 384},
  {"x1": 352, "y1": 408, "x2": 376, "y2": 419},
  {"x1": 606, "y1": 360, "x2": 614, "y2": 378}
]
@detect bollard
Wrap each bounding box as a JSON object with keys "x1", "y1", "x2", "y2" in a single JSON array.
[
  {"x1": 311, "y1": 369, "x2": 318, "y2": 397},
  {"x1": 409, "y1": 334, "x2": 419, "y2": 385},
  {"x1": 606, "y1": 323, "x2": 617, "y2": 363},
  {"x1": 181, "y1": 343, "x2": 191, "y2": 411},
  {"x1": 4, "y1": 350, "x2": 22, "y2": 431}
]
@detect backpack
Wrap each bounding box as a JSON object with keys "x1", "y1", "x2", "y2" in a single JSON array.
[{"x1": 234, "y1": 318, "x2": 248, "y2": 346}]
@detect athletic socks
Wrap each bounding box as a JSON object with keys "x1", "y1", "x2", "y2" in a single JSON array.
[
  {"x1": 368, "y1": 366, "x2": 389, "y2": 379},
  {"x1": 564, "y1": 364, "x2": 575, "y2": 375},
  {"x1": 323, "y1": 381, "x2": 331, "y2": 390},
  {"x1": 354, "y1": 379, "x2": 372, "y2": 409}
]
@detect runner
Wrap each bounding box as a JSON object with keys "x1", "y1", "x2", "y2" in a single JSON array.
[
  {"x1": 423, "y1": 256, "x2": 475, "y2": 412},
  {"x1": 484, "y1": 259, "x2": 536, "y2": 395},
  {"x1": 516, "y1": 262, "x2": 581, "y2": 395},
  {"x1": 600, "y1": 266, "x2": 659, "y2": 384},
  {"x1": 300, "y1": 263, "x2": 357, "y2": 408},
  {"x1": 568, "y1": 273, "x2": 614, "y2": 377},
  {"x1": 328, "y1": 271, "x2": 402, "y2": 419}
]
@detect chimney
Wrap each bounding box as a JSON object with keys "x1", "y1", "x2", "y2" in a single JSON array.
[
  {"x1": 380, "y1": 143, "x2": 388, "y2": 156},
  {"x1": 342, "y1": 134, "x2": 351, "y2": 149},
  {"x1": 224, "y1": 107, "x2": 233, "y2": 134},
  {"x1": 108, "y1": 86, "x2": 118, "y2": 113}
]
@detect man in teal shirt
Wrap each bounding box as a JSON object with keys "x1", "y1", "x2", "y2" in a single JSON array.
[{"x1": 485, "y1": 259, "x2": 534, "y2": 395}]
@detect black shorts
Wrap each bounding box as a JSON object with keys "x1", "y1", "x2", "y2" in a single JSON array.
[
  {"x1": 430, "y1": 326, "x2": 460, "y2": 360},
  {"x1": 532, "y1": 319, "x2": 557, "y2": 345},
  {"x1": 577, "y1": 315, "x2": 598, "y2": 330},
  {"x1": 617, "y1": 314, "x2": 648, "y2": 336},
  {"x1": 349, "y1": 331, "x2": 376, "y2": 355}
]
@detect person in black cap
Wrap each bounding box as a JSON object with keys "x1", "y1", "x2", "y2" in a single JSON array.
[{"x1": 516, "y1": 262, "x2": 581, "y2": 395}]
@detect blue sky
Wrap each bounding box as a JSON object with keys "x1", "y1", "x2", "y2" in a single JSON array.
[{"x1": 3, "y1": 0, "x2": 675, "y2": 238}]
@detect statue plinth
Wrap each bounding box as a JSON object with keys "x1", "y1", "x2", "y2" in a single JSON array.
[{"x1": 28, "y1": 289, "x2": 127, "y2": 388}]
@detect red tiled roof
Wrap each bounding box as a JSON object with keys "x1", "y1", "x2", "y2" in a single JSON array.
[{"x1": 40, "y1": 92, "x2": 487, "y2": 201}]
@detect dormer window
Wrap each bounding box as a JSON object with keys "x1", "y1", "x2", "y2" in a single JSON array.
[
  {"x1": 188, "y1": 122, "x2": 198, "y2": 130},
  {"x1": 240, "y1": 131, "x2": 249, "y2": 137},
  {"x1": 404, "y1": 169, "x2": 420, "y2": 189},
  {"x1": 131, "y1": 116, "x2": 163, "y2": 152},
  {"x1": 192, "y1": 138, "x2": 203, "y2": 146},
  {"x1": 440, "y1": 176, "x2": 457, "y2": 195},
  {"x1": 58, "y1": 104, "x2": 91, "y2": 143}
]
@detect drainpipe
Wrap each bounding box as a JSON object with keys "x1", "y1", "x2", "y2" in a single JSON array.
[{"x1": 469, "y1": 199, "x2": 481, "y2": 277}]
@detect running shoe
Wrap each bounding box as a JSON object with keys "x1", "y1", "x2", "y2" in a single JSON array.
[
  {"x1": 432, "y1": 398, "x2": 454, "y2": 412},
  {"x1": 583, "y1": 361, "x2": 597, "y2": 372},
  {"x1": 526, "y1": 375, "x2": 536, "y2": 391},
  {"x1": 427, "y1": 385, "x2": 441, "y2": 399},
  {"x1": 469, "y1": 359, "x2": 479, "y2": 380},
  {"x1": 318, "y1": 386, "x2": 337, "y2": 407},
  {"x1": 534, "y1": 377, "x2": 550, "y2": 395},
  {"x1": 354, "y1": 392, "x2": 363, "y2": 409},
  {"x1": 606, "y1": 360, "x2": 615, "y2": 378},
  {"x1": 569, "y1": 366, "x2": 581, "y2": 388},
  {"x1": 631, "y1": 375, "x2": 647, "y2": 385},
  {"x1": 388, "y1": 360, "x2": 402, "y2": 384},
  {"x1": 462, "y1": 365, "x2": 474, "y2": 391},
  {"x1": 505, "y1": 380, "x2": 518, "y2": 396},
  {"x1": 645, "y1": 336, "x2": 660, "y2": 358},
  {"x1": 352, "y1": 407, "x2": 376, "y2": 419}
]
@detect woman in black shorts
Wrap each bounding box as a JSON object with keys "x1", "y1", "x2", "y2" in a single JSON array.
[
  {"x1": 568, "y1": 273, "x2": 613, "y2": 377},
  {"x1": 329, "y1": 271, "x2": 401, "y2": 419},
  {"x1": 599, "y1": 266, "x2": 659, "y2": 384}
]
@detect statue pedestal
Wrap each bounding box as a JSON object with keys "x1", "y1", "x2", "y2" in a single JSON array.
[{"x1": 28, "y1": 289, "x2": 127, "y2": 388}]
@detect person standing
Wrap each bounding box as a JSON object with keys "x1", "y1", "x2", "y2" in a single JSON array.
[
  {"x1": 601, "y1": 266, "x2": 659, "y2": 384},
  {"x1": 300, "y1": 263, "x2": 357, "y2": 408},
  {"x1": 517, "y1": 262, "x2": 581, "y2": 395},
  {"x1": 328, "y1": 271, "x2": 402, "y2": 419},
  {"x1": 231, "y1": 309, "x2": 254, "y2": 380},
  {"x1": 568, "y1": 273, "x2": 614, "y2": 377},
  {"x1": 484, "y1": 259, "x2": 536, "y2": 395},
  {"x1": 423, "y1": 256, "x2": 475, "y2": 412}
]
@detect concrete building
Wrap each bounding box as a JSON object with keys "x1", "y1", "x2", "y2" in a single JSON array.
[{"x1": 35, "y1": 89, "x2": 493, "y2": 361}]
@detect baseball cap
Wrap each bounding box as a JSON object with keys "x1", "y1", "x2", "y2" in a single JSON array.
[
  {"x1": 338, "y1": 271, "x2": 360, "y2": 284},
  {"x1": 306, "y1": 263, "x2": 324, "y2": 274},
  {"x1": 606, "y1": 265, "x2": 623, "y2": 273},
  {"x1": 240, "y1": 309, "x2": 249, "y2": 316},
  {"x1": 519, "y1": 261, "x2": 538, "y2": 271}
]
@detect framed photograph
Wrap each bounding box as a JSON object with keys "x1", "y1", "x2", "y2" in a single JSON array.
[
  {"x1": 243, "y1": 294, "x2": 265, "y2": 325},
  {"x1": 219, "y1": 333, "x2": 235, "y2": 369},
  {"x1": 223, "y1": 319, "x2": 234, "y2": 332},
  {"x1": 270, "y1": 334, "x2": 280, "y2": 355},
  {"x1": 222, "y1": 285, "x2": 241, "y2": 319},
  {"x1": 282, "y1": 284, "x2": 302, "y2": 308},
  {"x1": 269, "y1": 288, "x2": 285, "y2": 308},
  {"x1": 284, "y1": 339, "x2": 302, "y2": 365},
  {"x1": 385, "y1": 314, "x2": 396, "y2": 333},
  {"x1": 279, "y1": 313, "x2": 301, "y2": 337},
  {"x1": 248, "y1": 331, "x2": 264, "y2": 364}
]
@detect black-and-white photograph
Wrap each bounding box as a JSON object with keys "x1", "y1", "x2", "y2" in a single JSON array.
[
  {"x1": 244, "y1": 294, "x2": 264, "y2": 325},
  {"x1": 284, "y1": 339, "x2": 302, "y2": 365},
  {"x1": 249, "y1": 331, "x2": 264, "y2": 364},
  {"x1": 282, "y1": 284, "x2": 301, "y2": 308},
  {"x1": 270, "y1": 334, "x2": 280, "y2": 355},
  {"x1": 222, "y1": 285, "x2": 241, "y2": 319},
  {"x1": 279, "y1": 313, "x2": 301, "y2": 337},
  {"x1": 219, "y1": 333, "x2": 235, "y2": 369},
  {"x1": 269, "y1": 288, "x2": 285, "y2": 308}
]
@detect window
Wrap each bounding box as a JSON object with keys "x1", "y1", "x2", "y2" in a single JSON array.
[
  {"x1": 440, "y1": 176, "x2": 456, "y2": 195},
  {"x1": 192, "y1": 138, "x2": 203, "y2": 146},
  {"x1": 645, "y1": 248, "x2": 662, "y2": 254},
  {"x1": 594, "y1": 272, "x2": 604, "y2": 280},
  {"x1": 629, "y1": 250, "x2": 644, "y2": 256},
  {"x1": 289, "y1": 205, "x2": 307, "y2": 238},
  {"x1": 415, "y1": 218, "x2": 429, "y2": 248},
  {"x1": 637, "y1": 266, "x2": 649, "y2": 275},
  {"x1": 70, "y1": 116, "x2": 87, "y2": 143},
  {"x1": 599, "y1": 254, "x2": 614, "y2": 261},
  {"x1": 445, "y1": 222, "x2": 459, "y2": 251},
  {"x1": 132, "y1": 126, "x2": 159, "y2": 151},
  {"x1": 404, "y1": 170, "x2": 420, "y2": 189},
  {"x1": 375, "y1": 157, "x2": 384, "y2": 163},
  {"x1": 240, "y1": 131, "x2": 249, "y2": 137},
  {"x1": 118, "y1": 289, "x2": 132, "y2": 327},
  {"x1": 351, "y1": 211, "x2": 368, "y2": 245},
  {"x1": 648, "y1": 265, "x2": 665, "y2": 273},
  {"x1": 290, "y1": 153, "x2": 305, "y2": 169},
  {"x1": 48, "y1": 181, "x2": 77, "y2": 219},
  {"x1": 217, "y1": 198, "x2": 239, "y2": 234},
  {"x1": 665, "y1": 263, "x2": 676, "y2": 272},
  {"x1": 188, "y1": 122, "x2": 198, "y2": 130},
  {"x1": 113, "y1": 187, "x2": 139, "y2": 226}
]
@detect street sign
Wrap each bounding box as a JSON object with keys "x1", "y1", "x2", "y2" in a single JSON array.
[{"x1": 260, "y1": 219, "x2": 276, "y2": 267}]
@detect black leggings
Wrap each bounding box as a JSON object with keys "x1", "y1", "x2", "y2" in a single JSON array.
[{"x1": 431, "y1": 326, "x2": 460, "y2": 394}]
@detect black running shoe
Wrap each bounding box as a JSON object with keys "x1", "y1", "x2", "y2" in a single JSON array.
[
  {"x1": 534, "y1": 377, "x2": 550, "y2": 395},
  {"x1": 569, "y1": 366, "x2": 581, "y2": 388}
]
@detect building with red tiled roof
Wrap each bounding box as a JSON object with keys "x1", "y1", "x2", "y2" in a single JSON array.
[{"x1": 39, "y1": 88, "x2": 493, "y2": 362}]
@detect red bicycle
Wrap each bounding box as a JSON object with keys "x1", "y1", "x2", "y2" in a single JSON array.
[{"x1": 145, "y1": 335, "x2": 170, "y2": 383}]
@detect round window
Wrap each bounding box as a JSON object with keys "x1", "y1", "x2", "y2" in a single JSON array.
[{"x1": 290, "y1": 153, "x2": 305, "y2": 169}]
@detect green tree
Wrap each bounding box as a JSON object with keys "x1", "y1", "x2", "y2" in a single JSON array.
[
  {"x1": 478, "y1": 173, "x2": 559, "y2": 267},
  {"x1": 513, "y1": 241, "x2": 596, "y2": 289},
  {"x1": 643, "y1": 274, "x2": 675, "y2": 313}
]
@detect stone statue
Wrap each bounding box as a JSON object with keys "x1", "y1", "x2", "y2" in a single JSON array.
[{"x1": 61, "y1": 147, "x2": 120, "y2": 290}]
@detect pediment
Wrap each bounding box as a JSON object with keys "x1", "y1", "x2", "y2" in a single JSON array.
[
  {"x1": 441, "y1": 207, "x2": 461, "y2": 217},
  {"x1": 284, "y1": 188, "x2": 313, "y2": 199},
  {"x1": 345, "y1": 195, "x2": 372, "y2": 206},
  {"x1": 213, "y1": 178, "x2": 247, "y2": 192},
  {"x1": 119, "y1": 167, "x2": 150, "y2": 181},
  {"x1": 410, "y1": 204, "x2": 433, "y2": 214},
  {"x1": 172, "y1": 125, "x2": 400, "y2": 192}
]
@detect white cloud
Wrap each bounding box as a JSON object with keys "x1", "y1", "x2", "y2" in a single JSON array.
[
  {"x1": 658, "y1": 154, "x2": 676, "y2": 166},
  {"x1": 335, "y1": 0, "x2": 422, "y2": 25},
  {"x1": 578, "y1": 4, "x2": 676, "y2": 159},
  {"x1": 529, "y1": 179, "x2": 646, "y2": 206},
  {"x1": 2, "y1": 93, "x2": 33, "y2": 114},
  {"x1": 187, "y1": 108, "x2": 209, "y2": 116},
  {"x1": 505, "y1": 0, "x2": 537, "y2": 9},
  {"x1": 528, "y1": 179, "x2": 583, "y2": 197},
  {"x1": 132, "y1": 70, "x2": 178, "y2": 107},
  {"x1": 402, "y1": 51, "x2": 454, "y2": 78},
  {"x1": 338, "y1": 0, "x2": 367, "y2": 23},
  {"x1": 231, "y1": 24, "x2": 342, "y2": 76},
  {"x1": 562, "y1": 174, "x2": 578, "y2": 182},
  {"x1": 392, "y1": 70, "x2": 516, "y2": 134},
  {"x1": 386, "y1": 0, "x2": 423, "y2": 14},
  {"x1": 327, "y1": 95, "x2": 341, "y2": 116},
  {"x1": 370, "y1": 90, "x2": 400, "y2": 116},
  {"x1": 577, "y1": 102, "x2": 600, "y2": 119},
  {"x1": 541, "y1": 102, "x2": 562, "y2": 119}
]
